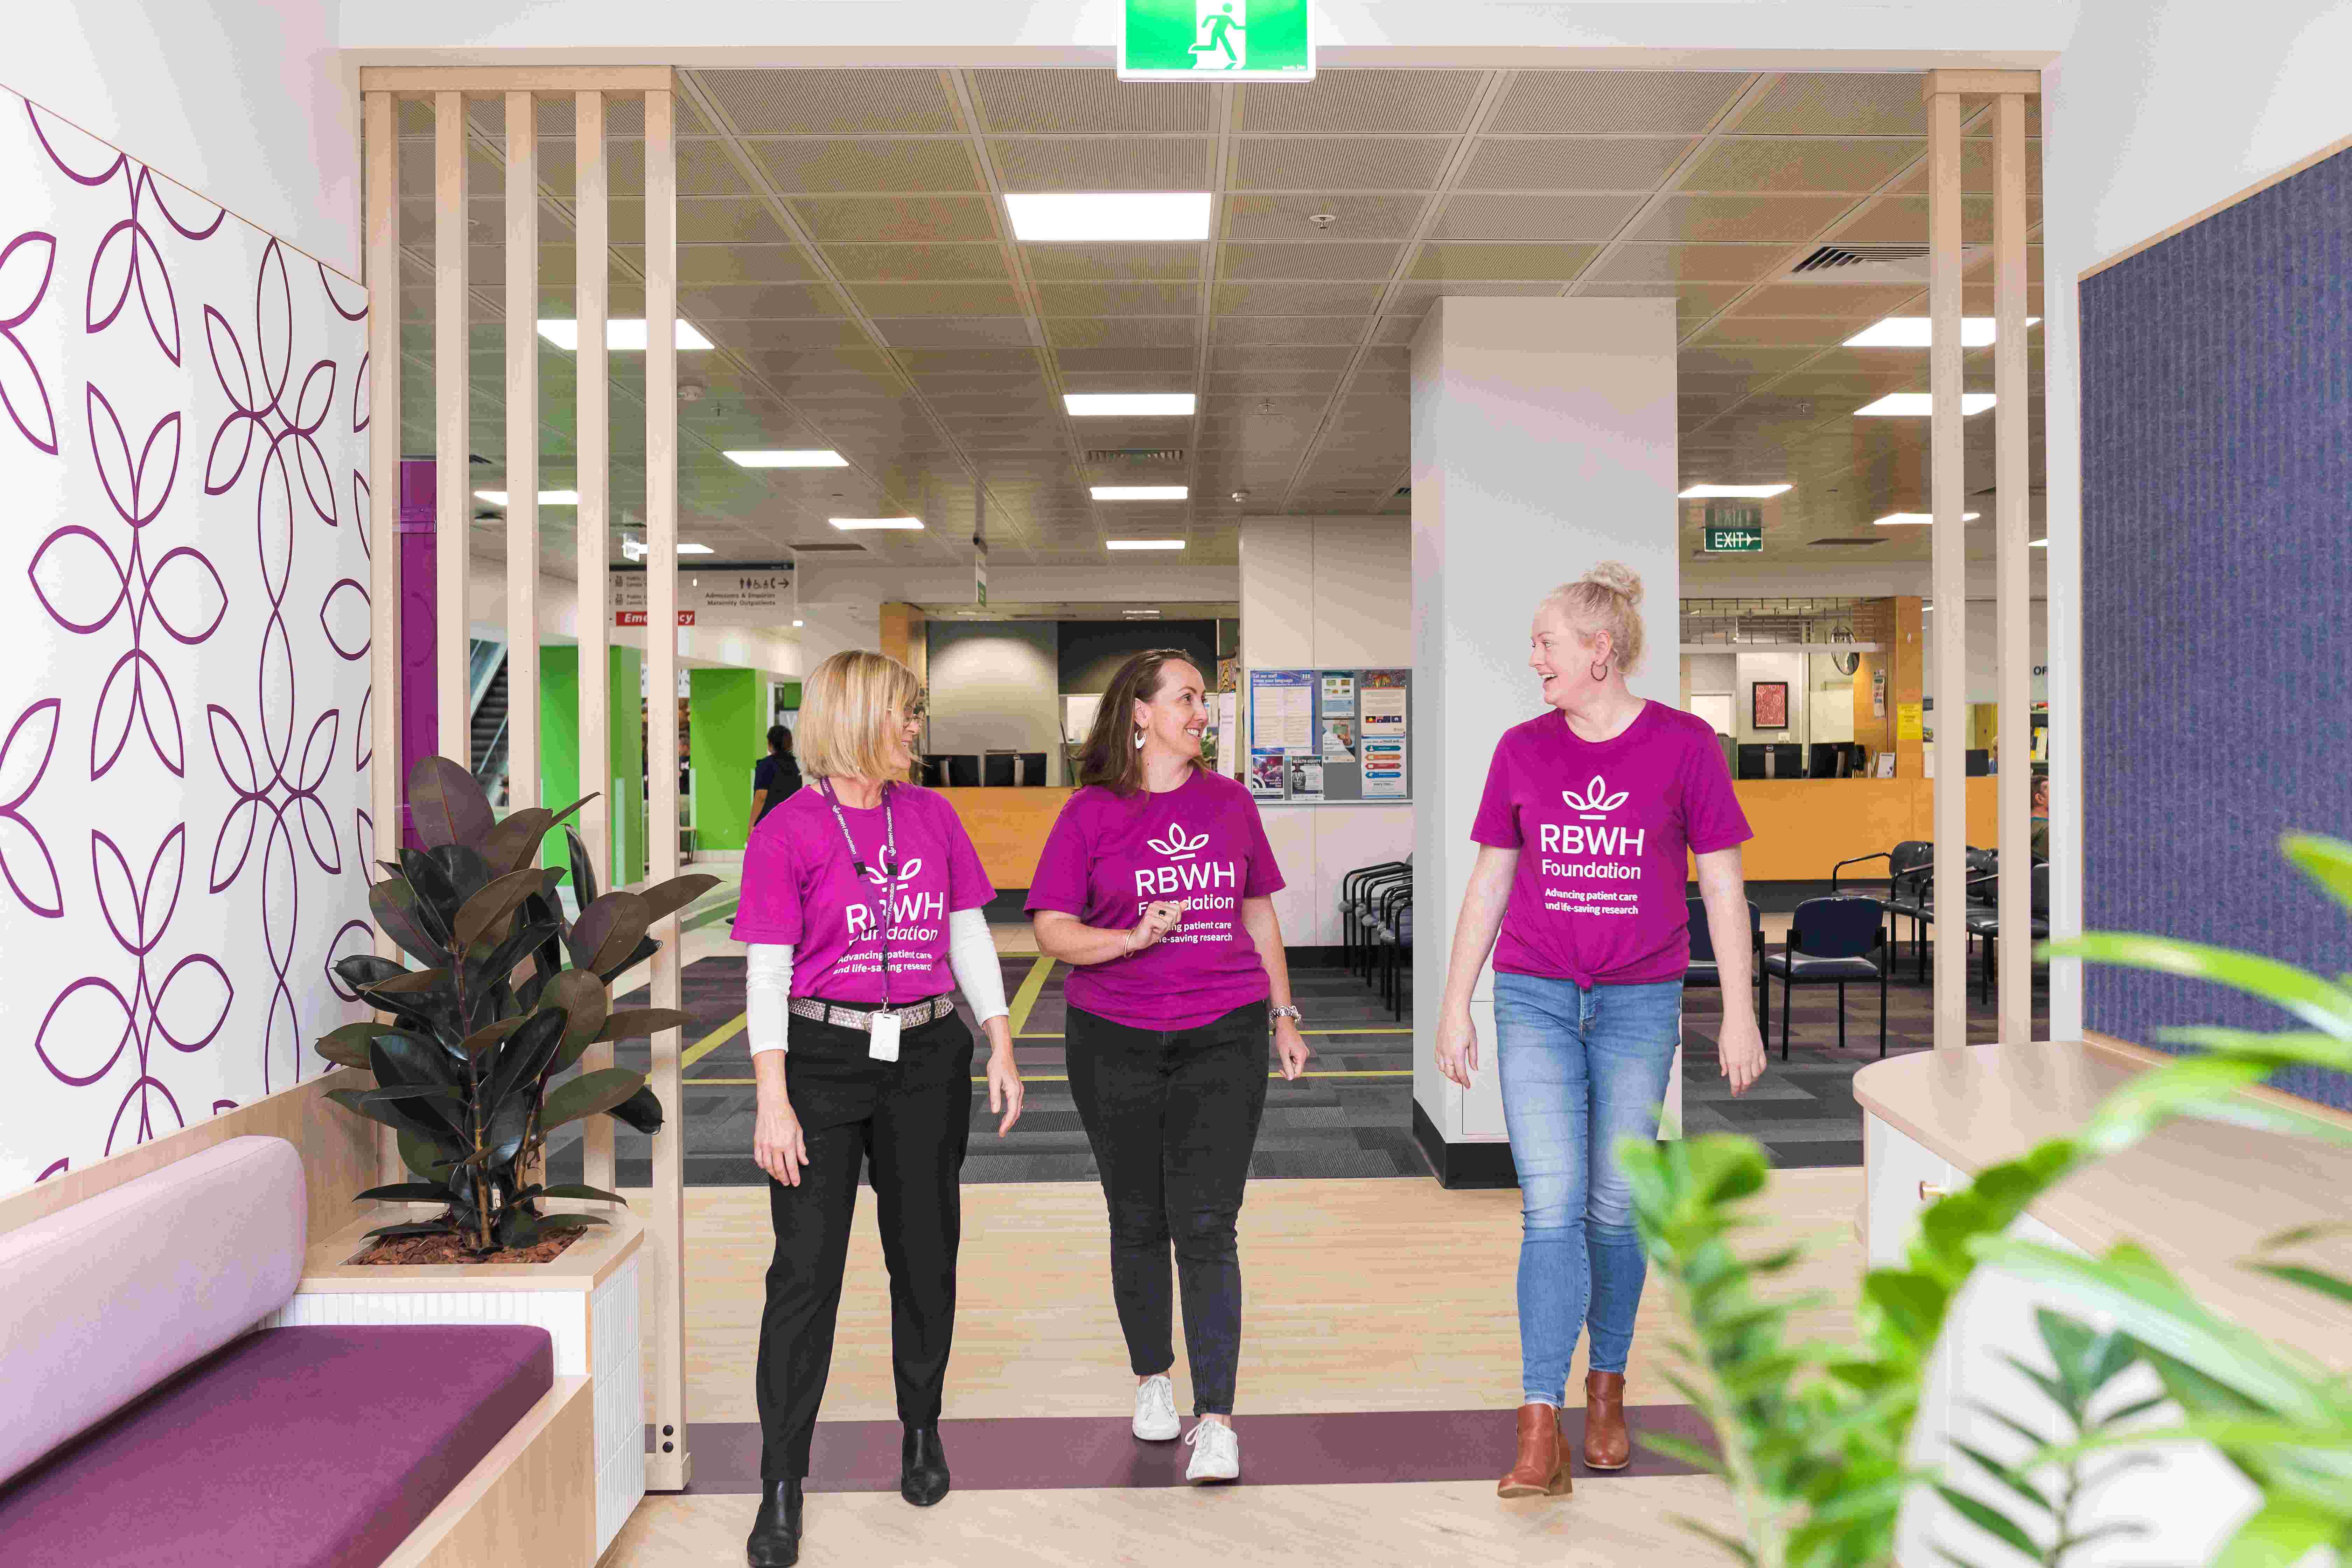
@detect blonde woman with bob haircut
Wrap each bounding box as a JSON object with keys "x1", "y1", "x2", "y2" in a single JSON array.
[
  {"x1": 1436, "y1": 563, "x2": 1765, "y2": 1501},
  {"x1": 731, "y1": 650, "x2": 1023, "y2": 1568}
]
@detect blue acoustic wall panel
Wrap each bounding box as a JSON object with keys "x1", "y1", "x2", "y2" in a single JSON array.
[{"x1": 2081, "y1": 145, "x2": 2352, "y2": 1111}]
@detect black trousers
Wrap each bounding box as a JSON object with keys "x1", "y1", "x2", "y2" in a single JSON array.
[
  {"x1": 756, "y1": 1006, "x2": 973, "y2": 1480},
  {"x1": 1065, "y1": 999, "x2": 1270, "y2": 1416}
]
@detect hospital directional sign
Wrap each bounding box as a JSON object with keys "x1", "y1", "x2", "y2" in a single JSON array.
[{"x1": 1120, "y1": 0, "x2": 1315, "y2": 82}]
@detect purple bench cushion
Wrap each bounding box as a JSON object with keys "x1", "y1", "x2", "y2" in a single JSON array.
[{"x1": 0, "y1": 1325, "x2": 554, "y2": 1568}]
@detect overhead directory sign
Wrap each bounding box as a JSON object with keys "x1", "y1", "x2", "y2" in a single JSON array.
[
  {"x1": 612, "y1": 566, "x2": 792, "y2": 628},
  {"x1": 1120, "y1": 0, "x2": 1315, "y2": 82}
]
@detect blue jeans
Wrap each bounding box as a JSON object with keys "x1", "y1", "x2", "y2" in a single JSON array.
[{"x1": 1492, "y1": 973, "x2": 1682, "y2": 1405}]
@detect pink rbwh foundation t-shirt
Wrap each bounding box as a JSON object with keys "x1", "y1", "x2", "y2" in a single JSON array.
[
  {"x1": 1027, "y1": 769, "x2": 1287, "y2": 1031},
  {"x1": 1471, "y1": 703, "x2": 1751, "y2": 987},
  {"x1": 730, "y1": 782, "x2": 996, "y2": 1004}
]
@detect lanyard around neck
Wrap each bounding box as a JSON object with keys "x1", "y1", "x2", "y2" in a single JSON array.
[{"x1": 819, "y1": 778, "x2": 898, "y2": 1007}]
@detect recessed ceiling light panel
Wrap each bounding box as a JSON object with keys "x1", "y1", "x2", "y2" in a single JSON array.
[
  {"x1": 1092, "y1": 485, "x2": 1188, "y2": 501},
  {"x1": 1106, "y1": 539, "x2": 1186, "y2": 551},
  {"x1": 537, "y1": 318, "x2": 713, "y2": 351},
  {"x1": 1679, "y1": 483, "x2": 1792, "y2": 499},
  {"x1": 474, "y1": 489, "x2": 581, "y2": 506},
  {"x1": 726, "y1": 450, "x2": 847, "y2": 468},
  {"x1": 1066, "y1": 393, "x2": 1197, "y2": 417},
  {"x1": 829, "y1": 517, "x2": 925, "y2": 531},
  {"x1": 1856, "y1": 393, "x2": 1997, "y2": 416},
  {"x1": 1844, "y1": 316, "x2": 2042, "y2": 348},
  {"x1": 1007, "y1": 192, "x2": 1212, "y2": 243},
  {"x1": 1874, "y1": 511, "x2": 1983, "y2": 525}
]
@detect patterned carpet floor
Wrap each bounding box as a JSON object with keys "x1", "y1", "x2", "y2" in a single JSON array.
[{"x1": 547, "y1": 942, "x2": 2045, "y2": 1187}]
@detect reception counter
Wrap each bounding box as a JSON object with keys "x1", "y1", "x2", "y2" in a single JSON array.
[{"x1": 934, "y1": 778, "x2": 2006, "y2": 891}]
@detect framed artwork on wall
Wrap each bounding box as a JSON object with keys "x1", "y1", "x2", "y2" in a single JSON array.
[{"x1": 1752, "y1": 681, "x2": 1790, "y2": 730}]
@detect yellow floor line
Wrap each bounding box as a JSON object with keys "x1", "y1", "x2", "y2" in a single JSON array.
[
  {"x1": 1014, "y1": 1026, "x2": 1413, "y2": 1040},
  {"x1": 680, "y1": 1013, "x2": 747, "y2": 1070},
  {"x1": 1006, "y1": 954, "x2": 1055, "y2": 1036},
  {"x1": 685, "y1": 1069, "x2": 1416, "y2": 1087}
]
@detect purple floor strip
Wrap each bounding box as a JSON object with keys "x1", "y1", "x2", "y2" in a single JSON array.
[{"x1": 664, "y1": 1407, "x2": 1715, "y2": 1493}]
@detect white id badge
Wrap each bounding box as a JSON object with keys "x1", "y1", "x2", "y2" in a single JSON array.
[{"x1": 867, "y1": 1010, "x2": 903, "y2": 1062}]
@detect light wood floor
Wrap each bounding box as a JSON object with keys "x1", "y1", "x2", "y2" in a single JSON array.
[
  {"x1": 608, "y1": 1475, "x2": 1746, "y2": 1567},
  {"x1": 641, "y1": 1169, "x2": 1862, "y2": 1423}
]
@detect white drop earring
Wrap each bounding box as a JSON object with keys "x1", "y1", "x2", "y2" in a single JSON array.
[{"x1": 1133, "y1": 729, "x2": 1148, "y2": 750}]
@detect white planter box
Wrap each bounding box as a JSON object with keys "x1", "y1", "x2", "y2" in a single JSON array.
[{"x1": 265, "y1": 1208, "x2": 646, "y2": 1561}]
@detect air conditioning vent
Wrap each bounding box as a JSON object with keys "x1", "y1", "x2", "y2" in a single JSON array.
[
  {"x1": 1808, "y1": 537, "x2": 1886, "y2": 547},
  {"x1": 1086, "y1": 448, "x2": 1187, "y2": 464},
  {"x1": 788, "y1": 540, "x2": 870, "y2": 552},
  {"x1": 1793, "y1": 243, "x2": 1929, "y2": 273},
  {"x1": 1779, "y1": 243, "x2": 1983, "y2": 286}
]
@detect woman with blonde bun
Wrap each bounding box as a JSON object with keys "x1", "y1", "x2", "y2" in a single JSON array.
[{"x1": 1434, "y1": 562, "x2": 1766, "y2": 1500}]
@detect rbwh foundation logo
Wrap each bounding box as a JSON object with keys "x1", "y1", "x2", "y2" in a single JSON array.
[
  {"x1": 1561, "y1": 776, "x2": 1629, "y2": 821},
  {"x1": 1146, "y1": 824, "x2": 1211, "y2": 862},
  {"x1": 865, "y1": 856, "x2": 923, "y2": 886}
]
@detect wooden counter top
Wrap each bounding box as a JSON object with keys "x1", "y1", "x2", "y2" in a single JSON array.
[
  {"x1": 1854, "y1": 1038, "x2": 2352, "y2": 1370},
  {"x1": 933, "y1": 786, "x2": 1073, "y2": 887}
]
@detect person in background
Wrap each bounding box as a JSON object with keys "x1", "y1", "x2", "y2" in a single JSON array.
[
  {"x1": 1434, "y1": 561, "x2": 1767, "y2": 1502},
  {"x1": 733, "y1": 651, "x2": 1024, "y2": 1568},
  {"x1": 2031, "y1": 772, "x2": 2051, "y2": 862},
  {"x1": 1028, "y1": 648, "x2": 1311, "y2": 1486},
  {"x1": 752, "y1": 723, "x2": 802, "y2": 828}
]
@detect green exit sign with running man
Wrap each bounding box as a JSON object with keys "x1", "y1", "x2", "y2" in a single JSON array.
[
  {"x1": 1120, "y1": 0, "x2": 1316, "y2": 82},
  {"x1": 1703, "y1": 502, "x2": 1765, "y2": 553}
]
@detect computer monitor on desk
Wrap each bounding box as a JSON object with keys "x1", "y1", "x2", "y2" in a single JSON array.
[{"x1": 1737, "y1": 744, "x2": 1805, "y2": 780}]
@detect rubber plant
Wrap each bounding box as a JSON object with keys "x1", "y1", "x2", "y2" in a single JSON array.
[
  {"x1": 1620, "y1": 829, "x2": 2352, "y2": 1568},
  {"x1": 317, "y1": 756, "x2": 719, "y2": 1256}
]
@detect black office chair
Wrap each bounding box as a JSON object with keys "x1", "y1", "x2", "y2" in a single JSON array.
[
  {"x1": 944, "y1": 754, "x2": 981, "y2": 788},
  {"x1": 1018, "y1": 751, "x2": 1048, "y2": 786},
  {"x1": 1342, "y1": 861, "x2": 1411, "y2": 982},
  {"x1": 1966, "y1": 860, "x2": 2050, "y2": 1004},
  {"x1": 1685, "y1": 896, "x2": 1766, "y2": 1028},
  {"x1": 1835, "y1": 840, "x2": 1933, "y2": 980},
  {"x1": 983, "y1": 751, "x2": 1016, "y2": 788},
  {"x1": 1762, "y1": 895, "x2": 1891, "y2": 1058},
  {"x1": 1910, "y1": 846, "x2": 1996, "y2": 982},
  {"x1": 1368, "y1": 882, "x2": 1413, "y2": 1019}
]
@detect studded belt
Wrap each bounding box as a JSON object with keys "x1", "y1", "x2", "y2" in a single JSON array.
[{"x1": 788, "y1": 995, "x2": 955, "y2": 1033}]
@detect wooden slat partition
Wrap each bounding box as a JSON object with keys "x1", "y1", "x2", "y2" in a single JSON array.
[
  {"x1": 434, "y1": 92, "x2": 469, "y2": 764},
  {"x1": 364, "y1": 88, "x2": 404, "y2": 1186},
  {"x1": 575, "y1": 90, "x2": 616, "y2": 1197},
  {"x1": 1994, "y1": 89, "x2": 2035, "y2": 1044},
  {"x1": 1925, "y1": 84, "x2": 1966, "y2": 1050},
  {"x1": 640, "y1": 82, "x2": 691, "y2": 1494},
  {"x1": 505, "y1": 91, "x2": 540, "y2": 814}
]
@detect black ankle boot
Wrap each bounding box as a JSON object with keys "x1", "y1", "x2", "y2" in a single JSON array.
[
  {"x1": 745, "y1": 1478, "x2": 803, "y2": 1567},
  {"x1": 900, "y1": 1424, "x2": 951, "y2": 1506}
]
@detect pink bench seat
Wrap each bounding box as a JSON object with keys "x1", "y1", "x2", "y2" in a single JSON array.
[{"x1": 0, "y1": 1324, "x2": 554, "y2": 1568}]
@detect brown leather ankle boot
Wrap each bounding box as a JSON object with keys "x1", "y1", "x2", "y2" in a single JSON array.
[
  {"x1": 1582, "y1": 1370, "x2": 1631, "y2": 1470},
  {"x1": 1497, "y1": 1404, "x2": 1574, "y2": 1498}
]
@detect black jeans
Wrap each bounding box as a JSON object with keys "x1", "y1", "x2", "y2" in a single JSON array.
[
  {"x1": 1065, "y1": 999, "x2": 1270, "y2": 1416},
  {"x1": 756, "y1": 1006, "x2": 973, "y2": 1480}
]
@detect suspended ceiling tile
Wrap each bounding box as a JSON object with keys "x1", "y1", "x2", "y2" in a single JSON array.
[
  {"x1": 1429, "y1": 192, "x2": 1645, "y2": 241},
  {"x1": 788, "y1": 195, "x2": 1001, "y2": 243},
  {"x1": 1233, "y1": 69, "x2": 1484, "y2": 134},
  {"x1": 1054, "y1": 346, "x2": 1199, "y2": 373},
  {"x1": 1732, "y1": 73, "x2": 1928, "y2": 137},
  {"x1": 722, "y1": 318, "x2": 876, "y2": 350},
  {"x1": 1209, "y1": 315, "x2": 1368, "y2": 346},
  {"x1": 1838, "y1": 194, "x2": 2041, "y2": 245},
  {"x1": 1022, "y1": 242, "x2": 1204, "y2": 281},
  {"x1": 1410, "y1": 241, "x2": 1598, "y2": 281},
  {"x1": 1889, "y1": 138, "x2": 2045, "y2": 196},
  {"x1": 1456, "y1": 136, "x2": 1697, "y2": 191},
  {"x1": 1735, "y1": 281, "x2": 1927, "y2": 317},
  {"x1": 1679, "y1": 136, "x2": 1926, "y2": 194},
  {"x1": 1486, "y1": 71, "x2": 1749, "y2": 135},
  {"x1": 1693, "y1": 316, "x2": 1858, "y2": 348},
  {"x1": 1224, "y1": 191, "x2": 1429, "y2": 240},
  {"x1": 696, "y1": 69, "x2": 962, "y2": 135},
  {"x1": 1231, "y1": 136, "x2": 1454, "y2": 191},
  {"x1": 666, "y1": 244, "x2": 821, "y2": 284},
  {"x1": 745, "y1": 138, "x2": 982, "y2": 195},
  {"x1": 1387, "y1": 279, "x2": 1566, "y2": 310},
  {"x1": 681, "y1": 282, "x2": 847, "y2": 318},
  {"x1": 870, "y1": 316, "x2": 1040, "y2": 347},
  {"x1": 1219, "y1": 241, "x2": 1406, "y2": 280},
  {"x1": 1632, "y1": 193, "x2": 1860, "y2": 244},
  {"x1": 1044, "y1": 316, "x2": 1203, "y2": 348},
  {"x1": 1034, "y1": 281, "x2": 1202, "y2": 316},
  {"x1": 1584, "y1": 243, "x2": 1788, "y2": 284},
  {"x1": 989, "y1": 136, "x2": 1213, "y2": 192},
  {"x1": 1211, "y1": 345, "x2": 1357, "y2": 371},
  {"x1": 1214, "y1": 281, "x2": 1387, "y2": 315},
  {"x1": 894, "y1": 348, "x2": 1045, "y2": 374},
  {"x1": 819, "y1": 242, "x2": 1010, "y2": 282},
  {"x1": 972, "y1": 70, "x2": 1216, "y2": 134}
]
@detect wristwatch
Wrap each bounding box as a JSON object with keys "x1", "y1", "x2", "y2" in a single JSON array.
[{"x1": 1270, "y1": 1004, "x2": 1303, "y2": 1024}]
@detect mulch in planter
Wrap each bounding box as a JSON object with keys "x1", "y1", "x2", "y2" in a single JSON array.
[{"x1": 350, "y1": 1228, "x2": 586, "y2": 1267}]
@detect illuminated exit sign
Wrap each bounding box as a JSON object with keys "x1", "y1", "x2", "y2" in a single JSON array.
[
  {"x1": 1703, "y1": 503, "x2": 1764, "y2": 553},
  {"x1": 1120, "y1": 0, "x2": 1315, "y2": 82}
]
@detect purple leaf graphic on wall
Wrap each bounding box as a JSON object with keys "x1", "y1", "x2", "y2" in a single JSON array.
[
  {"x1": 0, "y1": 699, "x2": 65, "y2": 917},
  {"x1": 0, "y1": 230, "x2": 59, "y2": 454}
]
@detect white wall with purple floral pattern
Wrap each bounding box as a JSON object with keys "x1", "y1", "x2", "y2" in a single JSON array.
[{"x1": 0, "y1": 86, "x2": 371, "y2": 1189}]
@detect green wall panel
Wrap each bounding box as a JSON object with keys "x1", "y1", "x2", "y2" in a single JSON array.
[
  {"x1": 538, "y1": 645, "x2": 646, "y2": 887},
  {"x1": 691, "y1": 667, "x2": 761, "y2": 853}
]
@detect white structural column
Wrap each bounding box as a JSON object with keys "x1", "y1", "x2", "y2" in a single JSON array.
[
  {"x1": 433, "y1": 92, "x2": 469, "y2": 764},
  {"x1": 504, "y1": 91, "x2": 540, "y2": 813},
  {"x1": 1993, "y1": 85, "x2": 2037, "y2": 1043},
  {"x1": 641, "y1": 82, "x2": 690, "y2": 1493},
  {"x1": 575, "y1": 90, "x2": 616, "y2": 1196},
  {"x1": 1925, "y1": 83, "x2": 1968, "y2": 1050},
  {"x1": 1408, "y1": 299, "x2": 1680, "y2": 1184}
]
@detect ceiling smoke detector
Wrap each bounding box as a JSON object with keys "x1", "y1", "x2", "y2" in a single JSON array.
[
  {"x1": 1231, "y1": 488, "x2": 1251, "y2": 504},
  {"x1": 1307, "y1": 212, "x2": 1338, "y2": 231},
  {"x1": 678, "y1": 382, "x2": 706, "y2": 404}
]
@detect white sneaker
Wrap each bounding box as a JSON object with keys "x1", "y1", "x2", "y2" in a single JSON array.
[
  {"x1": 1132, "y1": 1374, "x2": 1181, "y2": 1441},
  {"x1": 1183, "y1": 1420, "x2": 1240, "y2": 1483}
]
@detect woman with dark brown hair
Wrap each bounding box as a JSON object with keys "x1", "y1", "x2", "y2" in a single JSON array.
[{"x1": 1027, "y1": 648, "x2": 1309, "y2": 1484}]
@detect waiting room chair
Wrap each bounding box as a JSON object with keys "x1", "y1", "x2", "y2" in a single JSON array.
[
  {"x1": 1762, "y1": 895, "x2": 1891, "y2": 1059},
  {"x1": 1685, "y1": 896, "x2": 1767, "y2": 1028},
  {"x1": 1835, "y1": 841, "x2": 1933, "y2": 978},
  {"x1": 1966, "y1": 859, "x2": 2050, "y2": 1004},
  {"x1": 1341, "y1": 861, "x2": 1410, "y2": 981},
  {"x1": 1368, "y1": 882, "x2": 1413, "y2": 1020}
]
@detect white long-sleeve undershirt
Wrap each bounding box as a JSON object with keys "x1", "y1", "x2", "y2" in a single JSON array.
[{"x1": 746, "y1": 908, "x2": 1009, "y2": 1056}]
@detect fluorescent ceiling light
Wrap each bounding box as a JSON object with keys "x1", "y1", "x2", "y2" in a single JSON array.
[
  {"x1": 1856, "y1": 393, "x2": 1998, "y2": 416},
  {"x1": 1006, "y1": 192, "x2": 1212, "y2": 243},
  {"x1": 726, "y1": 450, "x2": 846, "y2": 468},
  {"x1": 2029, "y1": 538, "x2": 2049, "y2": 548},
  {"x1": 677, "y1": 542, "x2": 714, "y2": 555},
  {"x1": 1679, "y1": 483, "x2": 1791, "y2": 499},
  {"x1": 1123, "y1": 609, "x2": 1163, "y2": 618},
  {"x1": 1065, "y1": 393, "x2": 1197, "y2": 417},
  {"x1": 536, "y1": 318, "x2": 714, "y2": 351},
  {"x1": 829, "y1": 517, "x2": 924, "y2": 531},
  {"x1": 792, "y1": 619, "x2": 805, "y2": 627},
  {"x1": 1092, "y1": 485, "x2": 1188, "y2": 501},
  {"x1": 474, "y1": 489, "x2": 580, "y2": 507},
  {"x1": 1845, "y1": 316, "x2": 2042, "y2": 348},
  {"x1": 1106, "y1": 539, "x2": 1185, "y2": 551},
  {"x1": 619, "y1": 537, "x2": 713, "y2": 559},
  {"x1": 1874, "y1": 511, "x2": 1982, "y2": 525}
]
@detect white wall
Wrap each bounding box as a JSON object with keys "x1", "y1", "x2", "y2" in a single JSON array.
[
  {"x1": 2039, "y1": 0, "x2": 2352, "y2": 1038},
  {"x1": 1238, "y1": 517, "x2": 1413, "y2": 948},
  {"x1": 924, "y1": 620, "x2": 1063, "y2": 784},
  {"x1": 9, "y1": 0, "x2": 356, "y2": 274}
]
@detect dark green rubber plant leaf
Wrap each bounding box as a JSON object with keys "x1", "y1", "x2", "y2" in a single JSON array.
[
  {"x1": 541, "y1": 1067, "x2": 651, "y2": 1132},
  {"x1": 408, "y1": 755, "x2": 495, "y2": 850},
  {"x1": 484, "y1": 807, "x2": 557, "y2": 878}
]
